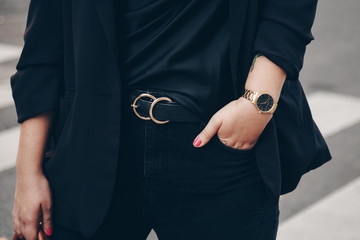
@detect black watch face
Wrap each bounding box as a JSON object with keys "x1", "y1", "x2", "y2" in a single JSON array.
[{"x1": 256, "y1": 94, "x2": 274, "y2": 112}]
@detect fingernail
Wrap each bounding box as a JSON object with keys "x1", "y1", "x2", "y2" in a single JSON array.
[
  {"x1": 193, "y1": 137, "x2": 202, "y2": 147},
  {"x1": 45, "y1": 228, "x2": 52, "y2": 236}
]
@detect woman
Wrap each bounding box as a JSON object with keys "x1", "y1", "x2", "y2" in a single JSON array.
[{"x1": 11, "y1": 0, "x2": 331, "y2": 239}]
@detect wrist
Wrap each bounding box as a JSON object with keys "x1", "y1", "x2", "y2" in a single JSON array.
[
  {"x1": 16, "y1": 161, "x2": 44, "y2": 177},
  {"x1": 245, "y1": 55, "x2": 286, "y2": 102},
  {"x1": 244, "y1": 78, "x2": 283, "y2": 103},
  {"x1": 236, "y1": 97, "x2": 273, "y2": 116},
  {"x1": 239, "y1": 89, "x2": 277, "y2": 114}
]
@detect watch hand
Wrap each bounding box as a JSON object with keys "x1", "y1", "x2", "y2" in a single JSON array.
[{"x1": 259, "y1": 98, "x2": 269, "y2": 105}]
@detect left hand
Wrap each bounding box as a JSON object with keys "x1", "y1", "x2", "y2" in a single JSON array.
[{"x1": 193, "y1": 97, "x2": 273, "y2": 150}]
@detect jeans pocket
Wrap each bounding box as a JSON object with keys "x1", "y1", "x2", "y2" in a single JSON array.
[
  {"x1": 213, "y1": 131, "x2": 255, "y2": 153},
  {"x1": 200, "y1": 120, "x2": 255, "y2": 155}
]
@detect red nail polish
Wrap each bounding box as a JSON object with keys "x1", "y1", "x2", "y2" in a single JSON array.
[
  {"x1": 193, "y1": 138, "x2": 202, "y2": 147},
  {"x1": 45, "y1": 228, "x2": 52, "y2": 236}
]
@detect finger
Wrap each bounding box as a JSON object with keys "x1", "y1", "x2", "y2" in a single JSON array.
[
  {"x1": 41, "y1": 202, "x2": 53, "y2": 236},
  {"x1": 12, "y1": 233, "x2": 19, "y2": 240},
  {"x1": 193, "y1": 117, "x2": 221, "y2": 147},
  {"x1": 14, "y1": 233, "x2": 24, "y2": 240},
  {"x1": 38, "y1": 228, "x2": 46, "y2": 240},
  {"x1": 21, "y1": 219, "x2": 39, "y2": 240},
  {"x1": 12, "y1": 214, "x2": 23, "y2": 239},
  {"x1": 11, "y1": 230, "x2": 23, "y2": 240}
]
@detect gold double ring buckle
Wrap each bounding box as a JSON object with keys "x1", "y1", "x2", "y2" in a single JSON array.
[{"x1": 131, "y1": 93, "x2": 173, "y2": 124}]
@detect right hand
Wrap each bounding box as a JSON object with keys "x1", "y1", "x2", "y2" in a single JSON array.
[{"x1": 12, "y1": 172, "x2": 53, "y2": 240}]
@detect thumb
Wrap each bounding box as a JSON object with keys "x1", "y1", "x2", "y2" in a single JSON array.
[
  {"x1": 38, "y1": 227, "x2": 47, "y2": 240},
  {"x1": 193, "y1": 117, "x2": 221, "y2": 148},
  {"x1": 41, "y1": 202, "x2": 53, "y2": 237}
]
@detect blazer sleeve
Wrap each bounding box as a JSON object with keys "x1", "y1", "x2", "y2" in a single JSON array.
[
  {"x1": 253, "y1": 0, "x2": 318, "y2": 80},
  {"x1": 10, "y1": 0, "x2": 63, "y2": 123}
]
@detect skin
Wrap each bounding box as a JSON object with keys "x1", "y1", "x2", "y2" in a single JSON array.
[
  {"x1": 193, "y1": 55, "x2": 286, "y2": 149},
  {"x1": 12, "y1": 55, "x2": 285, "y2": 239},
  {"x1": 12, "y1": 111, "x2": 54, "y2": 240}
]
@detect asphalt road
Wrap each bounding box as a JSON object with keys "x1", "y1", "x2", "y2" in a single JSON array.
[{"x1": 0, "y1": 0, "x2": 359, "y2": 239}]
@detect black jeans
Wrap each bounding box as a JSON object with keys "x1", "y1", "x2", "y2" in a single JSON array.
[{"x1": 52, "y1": 90, "x2": 280, "y2": 240}]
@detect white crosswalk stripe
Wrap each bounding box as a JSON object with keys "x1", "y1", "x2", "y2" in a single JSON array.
[
  {"x1": 0, "y1": 127, "x2": 19, "y2": 172},
  {"x1": 277, "y1": 176, "x2": 360, "y2": 240},
  {"x1": 308, "y1": 91, "x2": 360, "y2": 138},
  {"x1": 0, "y1": 43, "x2": 22, "y2": 64},
  {"x1": 0, "y1": 82, "x2": 13, "y2": 108}
]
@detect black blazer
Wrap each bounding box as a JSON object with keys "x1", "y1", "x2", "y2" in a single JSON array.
[{"x1": 10, "y1": 0, "x2": 331, "y2": 237}]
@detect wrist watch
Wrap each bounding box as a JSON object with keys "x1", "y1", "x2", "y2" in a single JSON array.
[{"x1": 242, "y1": 89, "x2": 277, "y2": 113}]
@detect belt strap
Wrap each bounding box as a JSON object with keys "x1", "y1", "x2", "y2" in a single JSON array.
[{"x1": 129, "y1": 90, "x2": 201, "y2": 123}]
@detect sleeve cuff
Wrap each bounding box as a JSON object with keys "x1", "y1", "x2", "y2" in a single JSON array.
[
  {"x1": 253, "y1": 19, "x2": 313, "y2": 80},
  {"x1": 10, "y1": 66, "x2": 61, "y2": 123}
]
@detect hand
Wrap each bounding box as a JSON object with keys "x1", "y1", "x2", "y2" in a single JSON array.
[
  {"x1": 193, "y1": 97, "x2": 272, "y2": 150},
  {"x1": 12, "y1": 172, "x2": 53, "y2": 240}
]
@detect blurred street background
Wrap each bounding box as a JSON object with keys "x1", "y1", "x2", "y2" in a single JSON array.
[{"x1": 1, "y1": 0, "x2": 359, "y2": 239}]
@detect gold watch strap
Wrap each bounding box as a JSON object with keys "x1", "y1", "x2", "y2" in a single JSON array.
[
  {"x1": 243, "y1": 89, "x2": 257, "y2": 103},
  {"x1": 242, "y1": 89, "x2": 277, "y2": 113}
]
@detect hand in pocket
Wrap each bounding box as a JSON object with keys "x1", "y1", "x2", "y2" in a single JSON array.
[{"x1": 193, "y1": 98, "x2": 272, "y2": 150}]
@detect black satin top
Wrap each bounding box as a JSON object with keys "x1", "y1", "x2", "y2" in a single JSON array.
[{"x1": 117, "y1": 0, "x2": 234, "y2": 121}]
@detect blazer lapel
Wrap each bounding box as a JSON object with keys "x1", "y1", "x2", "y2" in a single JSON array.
[{"x1": 92, "y1": 0, "x2": 120, "y2": 65}]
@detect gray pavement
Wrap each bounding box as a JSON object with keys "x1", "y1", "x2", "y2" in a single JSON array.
[
  {"x1": 0, "y1": 0, "x2": 28, "y2": 46},
  {"x1": 1, "y1": 0, "x2": 360, "y2": 239}
]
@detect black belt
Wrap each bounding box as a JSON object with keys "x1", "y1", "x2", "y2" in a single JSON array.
[{"x1": 129, "y1": 89, "x2": 201, "y2": 124}]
